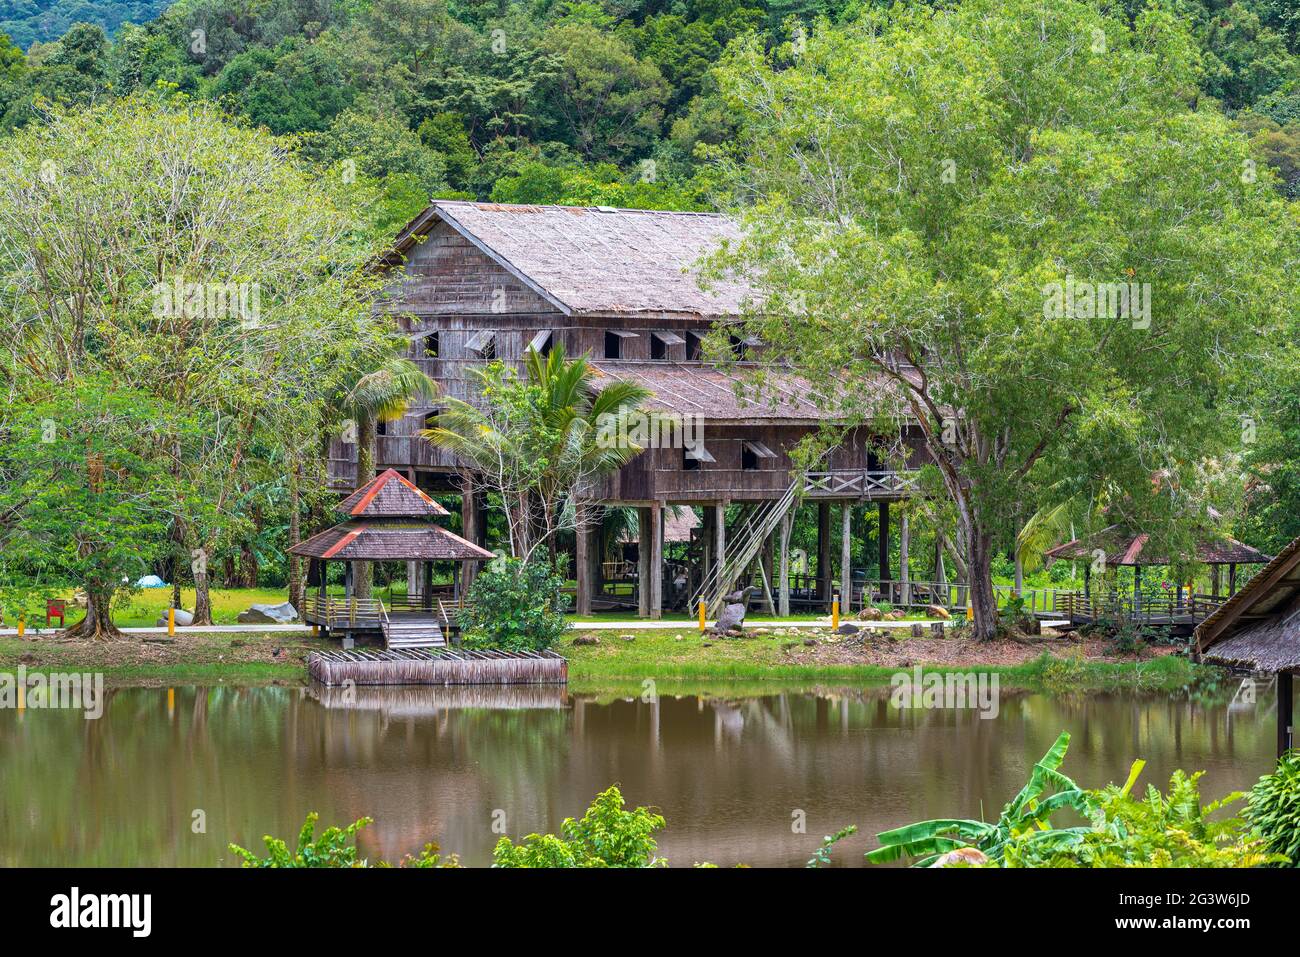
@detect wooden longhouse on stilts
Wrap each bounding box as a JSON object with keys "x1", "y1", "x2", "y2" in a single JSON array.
[{"x1": 328, "y1": 201, "x2": 929, "y2": 618}]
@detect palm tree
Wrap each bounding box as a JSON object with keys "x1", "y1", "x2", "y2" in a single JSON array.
[
  {"x1": 422, "y1": 345, "x2": 650, "y2": 560},
  {"x1": 335, "y1": 356, "x2": 436, "y2": 598}
]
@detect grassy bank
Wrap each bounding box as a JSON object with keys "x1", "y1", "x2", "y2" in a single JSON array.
[
  {"x1": 0, "y1": 624, "x2": 1212, "y2": 694},
  {"x1": 561, "y1": 627, "x2": 1210, "y2": 693}
]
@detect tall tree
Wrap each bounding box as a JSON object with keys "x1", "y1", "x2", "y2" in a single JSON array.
[{"x1": 711, "y1": 0, "x2": 1299, "y2": 638}]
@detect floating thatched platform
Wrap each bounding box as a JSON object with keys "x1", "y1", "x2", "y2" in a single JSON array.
[{"x1": 307, "y1": 648, "x2": 568, "y2": 687}]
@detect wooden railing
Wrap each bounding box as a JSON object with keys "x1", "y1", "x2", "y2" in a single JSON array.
[
  {"x1": 803, "y1": 469, "x2": 921, "y2": 499},
  {"x1": 301, "y1": 594, "x2": 387, "y2": 629}
]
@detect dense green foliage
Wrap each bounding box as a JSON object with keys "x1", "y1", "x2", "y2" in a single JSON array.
[
  {"x1": 870, "y1": 730, "x2": 1279, "y2": 868},
  {"x1": 1246, "y1": 748, "x2": 1300, "y2": 866},
  {"x1": 229, "y1": 811, "x2": 458, "y2": 867},
  {"x1": 493, "y1": 785, "x2": 667, "y2": 867},
  {"x1": 458, "y1": 557, "x2": 570, "y2": 651}
]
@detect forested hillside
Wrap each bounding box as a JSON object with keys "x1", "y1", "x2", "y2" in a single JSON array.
[
  {"x1": 0, "y1": 0, "x2": 170, "y2": 48},
  {"x1": 0, "y1": 0, "x2": 1298, "y2": 238}
]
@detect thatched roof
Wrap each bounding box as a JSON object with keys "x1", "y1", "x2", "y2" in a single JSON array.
[
  {"x1": 1045, "y1": 524, "x2": 1270, "y2": 567},
  {"x1": 622, "y1": 507, "x2": 700, "y2": 544},
  {"x1": 337, "y1": 469, "x2": 449, "y2": 518},
  {"x1": 1196, "y1": 535, "x2": 1300, "y2": 673},
  {"x1": 391, "y1": 201, "x2": 755, "y2": 318},
  {"x1": 291, "y1": 520, "x2": 494, "y2": 562}
]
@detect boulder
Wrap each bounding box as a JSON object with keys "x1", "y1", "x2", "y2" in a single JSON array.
[
  {"x1": 572, "y1": 633, "x2": 600, "y2": 646},
  {"x1": 836, "y1": 622, "x2": 860, "y2": 636},
  {"x1": 926, "y1": 605, "x2": 952, "y2": 620},
  {"x1": 235, "y1": 602, "x2": 298, "y2": 625},
  {"x1": 884, "y1": 610, "x2": 905, "y2": 621},
  {"x1": 712, "y1": 601, "x2": 747, "y2": 635},
  {"x1": 156, "y1": 608, "x2": 194, "y2": 627},
  {"x1": 722, "y1": 586, "x2": 758, "y2": 608},
  {"x1": 858, "y1": 607, "x2": 883, "y2": 621}
]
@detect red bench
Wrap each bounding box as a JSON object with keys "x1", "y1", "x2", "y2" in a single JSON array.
[{"x1": 46, "y1": 599, "x2": 66, "y2": 627}]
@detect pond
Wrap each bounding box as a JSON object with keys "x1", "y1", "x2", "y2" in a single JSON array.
[{"x1": 0, "y1": 680, "x2": 1282, "y2": 867}]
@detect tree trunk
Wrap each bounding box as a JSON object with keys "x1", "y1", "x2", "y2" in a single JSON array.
[
  {"x1": 287, "y1": 461, "x2": 304, "y2": 612},
  {"x1": 193, "y1": 560, "x2": 214, "y2": 625},
  {"x1": 965, "y1": 523, "x2": 998, "y2": 640},
  {"x1": 62, "y1": 588, "x2": 124, "y2": 641}
]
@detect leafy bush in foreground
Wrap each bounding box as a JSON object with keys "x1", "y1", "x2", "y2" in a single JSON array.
[
  {"x1": 493, "y1": 786, "x2": 667, "y2": 868},
  {"x1": 1247, "y1": 749, "x2": 1300, "y2": 866},
  {"x1": 869, "y1": 731, "x2": 1280, "y2": 868},
  {"x1": 228, "y1": 813, "x2": 457, "y2": 868}
]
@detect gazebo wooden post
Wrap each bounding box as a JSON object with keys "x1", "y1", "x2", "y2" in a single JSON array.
[
  {"x1": 1133, "y1": 564, "x2": 1142, "y2": 616},
  {"x1": 1280, "y1": 670, "x2": 1294, "y2": 758},
  {"x1": 1083, "y1": 563, "x2": 1091, "y2": 600},
  {"x1": 816, "y1": 502, "x2": 832, "y2": 610},
  {"x1": 1211, "y1": 564, "x2": 1221, "y2": 598},
  {"x1": 423, "y1": 561, "x2": 434, "y2": 611},
  {"x1": 878, "y1": 501, "x2": 891, "y2": 603},
  {"x1": 1229, "y1": 563, "x2": 1238, "y2": 596}
]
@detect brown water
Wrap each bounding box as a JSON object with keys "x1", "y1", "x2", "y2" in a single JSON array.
[{"x1": 0, "y1": 681, "x2": 1283, "y2": 867}]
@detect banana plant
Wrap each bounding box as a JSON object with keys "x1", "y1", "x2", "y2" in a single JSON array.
[{"x1": 867, "y1": 731, "x2": 1101, "y2": 866}]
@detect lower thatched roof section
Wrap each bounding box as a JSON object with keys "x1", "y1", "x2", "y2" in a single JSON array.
[
  {"x1": 1196, "y1": 534, "x2": 1300, "y2": 672},
  {"x1": 589, "y1": 360, "x2": 908, "y2": 424},
  {"x1": 291, "y1": 520, "x2": 495, "y2": 561}
]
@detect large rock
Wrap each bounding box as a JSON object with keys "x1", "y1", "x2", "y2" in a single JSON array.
[
  {"x1": 858, "y1": 606, "x2": 883, "y2": 621},
  {"x1": 236, "y1": 602, "x2": 298, "y2": 624},
  {"x1": 156, "y1": 608, "x2": 194, "y2": 627},
  {"x1": 712, "y1": 601, "x2": 747, "y2": 635},
  {"x1": 722, "y1": 586, "x2": 758, "y2": 608},
  {"x1": 926, "y1": 605, "x2": 952, "y2": 620}
]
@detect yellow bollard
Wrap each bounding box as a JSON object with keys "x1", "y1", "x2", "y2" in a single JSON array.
[
  {"x1": 698, "y1": 600, "x2": 706, "y2": 633},
  {"x1": 832, "y1": 595, "x2": 840, "y2": 630},
  {"x1": 168, "y1": 606, "x2": 176, "y2": 637},
  {"x1": 966, "y1": 601, "x2": 974, "y2": 621},
  {"x1": 311, "y1": 623, "x2": 319, "y2": 638},
  {"x1": 17, "y1": 616, "x2": 25, "y2": 638}
]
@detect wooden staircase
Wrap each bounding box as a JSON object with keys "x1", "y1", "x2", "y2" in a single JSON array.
[
  {"x1": 381, "y1": 615, "x2": 446, "y2": 650},
  {"x1": 691, "y1": 478, "x2": 801, "y2": 617}
]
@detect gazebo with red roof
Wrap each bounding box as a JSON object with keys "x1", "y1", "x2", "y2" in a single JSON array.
[
  {"x1": 1045, "y1": 523, "x2": 1271, "y2": 613},
  {"x1": 292, "y1": 469, "x2": 495, "y2": 648}
]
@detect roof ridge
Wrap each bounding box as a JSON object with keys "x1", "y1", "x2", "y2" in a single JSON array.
[{"x1": 431, "y1": 199, "x2": 727, "y2": 219}]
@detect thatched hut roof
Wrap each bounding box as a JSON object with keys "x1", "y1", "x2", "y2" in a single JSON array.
[
  {"x1": 1195, "y1": 535, "x2": 1300, "y2": 673},
  {"x1": 290, "y1": 521, "x2": 494, "y2": 562},
  {"x1": 622, "y1": 507, "x2": 700, "y2": 544},
  {"x1": 337, "y1": 468, "x2": 449, "y2": 518},
  {"x1": 1045, "y1": 524, "x2": 1270, "y2": 567},
  {"x1": 389, "y1": 201, "x2": 755, "y2": 318}
]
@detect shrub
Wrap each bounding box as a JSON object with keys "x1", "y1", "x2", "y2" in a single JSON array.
[
  {"x1": 228, "y1": 813, "x2": 458, "y2": 868},
  {"x1": 1247, "y1": 749, "x2": 1300, "y2": 866},
  {"x1": 493, "y1": 785, "x2": 667, "y2": 868},
  {"x1": 458, "y1": 557, "x2": 570, "y2": 651}
]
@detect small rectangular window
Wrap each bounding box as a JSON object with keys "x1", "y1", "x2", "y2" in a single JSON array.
[
  {"x1": 730, "y1": 334, "x2": 748, "y2": 361},
  {"x1": 423, "y1": 331, "x2": 439, "y2": 358},
  {"x1": 424, "y1": 410, "x2": 440, "y2": 430},
  {"x1": 465, "y1": 329, "x2": 496, "y2": 358},
  {"x1": 376, "y1": 419, "x2": 388, "y2": 437},
  {"x1": 604, "y1": 329, "x2": 639, "y2": 359},
  {"x1": 684, "y1": 442, "x2": 714, "y2": 471},
  {"x1": 651, "y1": 331, "x2": 684, "y2": 361},
  {"x1": 686, "y1": 331, "x2": 703, "y2": 361},
  {"x1": 529, "y1": 330, "x2": 553, "y2": 356}
]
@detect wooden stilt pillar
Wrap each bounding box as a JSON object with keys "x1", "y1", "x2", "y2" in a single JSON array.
[
  {"x1": 575, "y1": 501, "x2": 592, "y2": 616},
  {"x1": 638, "y1": 506, "x2": 652, "y2": 618},
  {"x1": 1279, "y1": 670, "x2": 1294, "y2": 758},
  {"x1": 899, "y1": 509, "x2": 910, "y2": 607},
  {"x1": 649, "y1": 502, "x2": 663, "y2": 620},
  {"x1": 814, "y1": 502, "x2": 829, "y2": 608},
  {"x1": 778, "y1": 510, "x2": 792, "y2": 618},
  {"x1": 878, "y1": 501, "x2": 891, "y2": 577},
  {"x1": 840, "y1": 503, "x2": 852, "y2": 609},
  {"x1": 461, "y1": 478, "x2": 481, "y2": 591},
  {"x1": 762, "y1": 531, "x2": 776, "y2": 614},
  {"x1": 715, "y1": 502, "x2": 727, "y2": 573}
]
